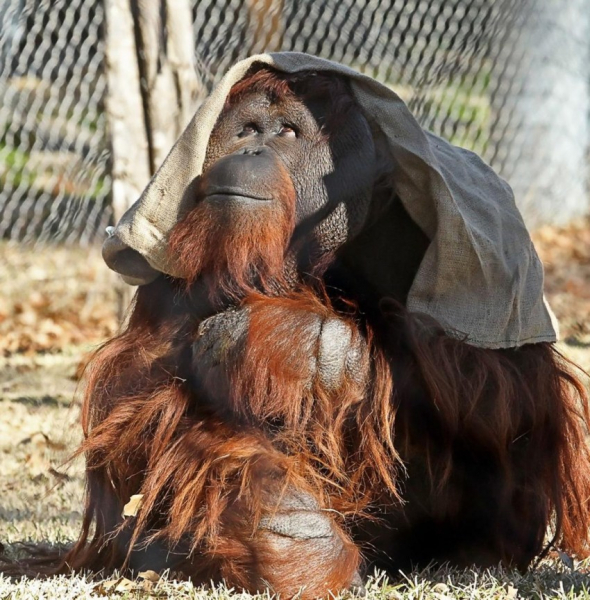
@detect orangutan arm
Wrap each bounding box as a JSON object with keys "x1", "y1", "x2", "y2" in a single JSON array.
[
  {"x1": 191, "y1": 291, "x2": 370, "y2": 409},
  {"x1": 188, "y1": 291, "x2": 373, "y2": 577}
]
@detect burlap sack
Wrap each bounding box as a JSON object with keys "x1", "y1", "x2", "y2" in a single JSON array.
[{"x1": 103, "y1": 52, "x2": 558, "y2": 349}]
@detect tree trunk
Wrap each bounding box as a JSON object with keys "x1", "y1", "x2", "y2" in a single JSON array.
[
  {"x1": 491, "y1": 0, "x2": 590, "y2": 228},
  {"x1": 105, "y1": 0, "x2": 152, "y2": 228},
  {"x1": 105, "y1": 0, "x2": 202, "y2": 317},
  {"x1": 130, "y1": 0, "x2": 204, "y2": 169}
]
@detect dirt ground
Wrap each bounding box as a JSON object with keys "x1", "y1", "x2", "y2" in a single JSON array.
[{"x1": 0, "y1": 220, "x2": 589, "y2": 599}]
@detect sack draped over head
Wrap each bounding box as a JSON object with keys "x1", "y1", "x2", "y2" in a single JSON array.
[{"x1": 102, "y1": 52, "x2": 557, "y2": 349}]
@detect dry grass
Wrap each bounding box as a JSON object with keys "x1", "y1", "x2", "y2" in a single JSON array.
[
  {"x1": 0, "y1": 229, "x2": 589, "y2": 598},
  {"x1": 3, "y1": 564, "x2": 590, "y2": 600},
  {"x1": 0, "y1": 244, "x2": 118, "y2": 355},
  {"x1": 532, "y1": 218, "x2": 590, "y2": 372}
]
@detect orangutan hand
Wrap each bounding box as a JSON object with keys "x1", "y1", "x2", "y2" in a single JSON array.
[{"x1": 191, "y1": 298, "x2": 369, "y2": 395}]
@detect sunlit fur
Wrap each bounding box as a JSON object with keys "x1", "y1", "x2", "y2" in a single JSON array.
[
  {"x1": 51, "y1": 69, "x2": 590, "y2": 596},
  {"x1": 168, "y1": 162, "x2": 296, "y2": 299},
  {"x1": 62, "y1": 279, "x2": 370, "y2": 595}
]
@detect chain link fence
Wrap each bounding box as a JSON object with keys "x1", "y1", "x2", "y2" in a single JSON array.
[
  {"x1": 1, "y1": 0, "x2": 589, "y2": 245},
  {"x1": 0, "y1": 0, "x2": 110, "y2": 245}
]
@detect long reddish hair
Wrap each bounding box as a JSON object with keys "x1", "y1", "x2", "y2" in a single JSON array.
[
  {"x1": 60, "y1": 66, "x2": 590, "y2": 576},
  {"x1": 63, "y1": 277, "x2": 397, "y2": 569},
  {"x1": 379, "y1": 300, "x2": 590, "y2": 564},
  {"x1": 63, "y1": 272, "x2": 590, "y2": 572}
]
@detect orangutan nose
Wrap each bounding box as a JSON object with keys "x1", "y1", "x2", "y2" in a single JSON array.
[{"x1": 240, "y1": 146, "x2": 264, "y2": 156}]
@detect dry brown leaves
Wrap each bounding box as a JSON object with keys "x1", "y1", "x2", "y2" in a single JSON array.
[
  {"x1": 0, "y1": 243, "x2": 119, "y2": 356},
  {"x1": 19, "y1": 431, "x2": 70, "y2": 482},
  {"x1": 532, "y1": 217, "x2": 590, "y2": 340},
  {"x1": 94, "y1": 571, "x2": 163, "y2": 596}
]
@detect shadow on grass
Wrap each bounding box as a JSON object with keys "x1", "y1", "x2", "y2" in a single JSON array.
[
  {"x1": 0, "y1": 540, "x2": 71, "y2": 579},
  {"x1": 391, "y1": 561, "x2": 590, "y2": 599},
  {"x1": 10, "y1": 395, "x2": 72, "y2": 408},
  {"x1": 565, "y1": 336, "x2": 590, "y2": 350},
  {"x1": 2, "y1": 551, "x2": 590, "y2": 597},
  {"x1": 0, "y1": 506, "x2": 81, "y2": 523}
]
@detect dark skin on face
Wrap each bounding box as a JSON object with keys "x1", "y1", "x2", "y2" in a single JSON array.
[
  {"x1": 172, "y1": 73, "x2": 429, "y2": 312},
  {"x1": 202, "y1": 87, "x2": 377, "y2": 229}
]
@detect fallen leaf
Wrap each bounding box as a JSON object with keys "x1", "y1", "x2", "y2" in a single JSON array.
[
  {"x1": 20, "y1": 431, "x2": 67, "y2": 451},
  {"x1": 94, "y1": 576, "x2": 137, "y2": 595},
  {"x1": 48, "y1": 466, "x2": 71, "y2": 482},
  {"x1": 25, "y1": 450, "x2": 51, "y2": 477},
  {"x1": 123, "y1": 493, "x2": 144, "y2": 517},
  {"x1": 139, "y1": 569, "x2": 160, "y2": 583},
  {"x1": 506, "y1": 584, "x2": 518, "y2": 599}
]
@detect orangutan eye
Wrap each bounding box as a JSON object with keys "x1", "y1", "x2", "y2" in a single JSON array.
[
  {"x1": 279, "y1": 125, "x2": 297, "y2": 138},
  {"x1": 240, "y1": 123, "x2": 258, "y2": 136}
]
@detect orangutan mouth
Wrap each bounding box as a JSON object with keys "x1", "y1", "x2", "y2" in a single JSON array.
[{"x1": 204, "y1": 187, "x2": 272, "y2": 203}]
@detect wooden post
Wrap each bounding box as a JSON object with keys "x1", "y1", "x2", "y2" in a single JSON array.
[
  {"x1": 104, "y1": 0, "x2": 151, "y2": 227},
  {"x1": 105, "y1": 0, "x2": 203, "y2": 317}
]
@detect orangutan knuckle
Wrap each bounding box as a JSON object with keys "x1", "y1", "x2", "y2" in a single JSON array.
[
  {"x1": 259, "y1": 489, "x2": 333, "y2": 540},
  {"x1": 193, "y1": 307, "x2": 250, "y2": 364},
  {"x1": 316, "y1": 318, "x2": 367, "y2": 390}
]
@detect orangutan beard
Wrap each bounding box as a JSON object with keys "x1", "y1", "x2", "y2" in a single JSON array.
[{"x1": 168, "y1": 193, "x2": 296, "y2": 300}]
